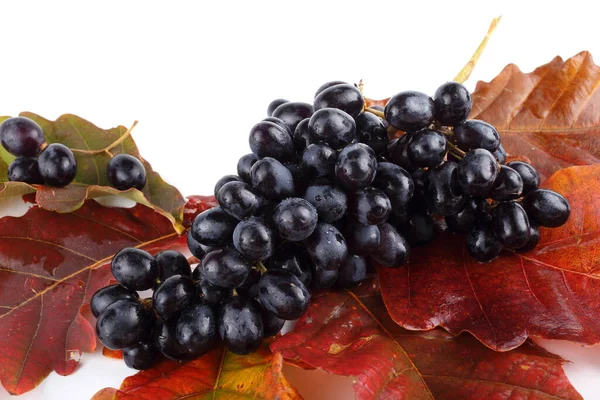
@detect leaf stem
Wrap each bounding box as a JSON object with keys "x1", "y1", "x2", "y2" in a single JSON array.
[
  {"x1": 453, "y1": 16, "x2": 502, "y2": 84},
  {"x1": 70, "y1": 120, "x2": 139, "y2": 157},
  {"x1": 365, "y1": 107, "x2": 385, "y2": 119}
]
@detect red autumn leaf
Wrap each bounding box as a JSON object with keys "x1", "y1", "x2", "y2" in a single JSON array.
[
  {"x1": 182, "y1": 195, "x2": 218, "y2": 228},
  {"x1": 272, "y1": 281, "x2": 582, "y2": 400},
  {"x1": 470, "y1": 51, "x2": 600, "y2": 181},
  {"x1": 0, "y1": 200, "x2": 185, "y2": 395},
  {"x1": 378, "y1": 164, "x2": 600, "y2": 351},
  {"x1": 92, "y1": 344, "x2": 301, "y2": 400}
]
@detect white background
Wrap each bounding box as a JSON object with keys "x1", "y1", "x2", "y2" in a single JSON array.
[{"x1": 0, "y1": 0, "x2": 599, "y2": 398}]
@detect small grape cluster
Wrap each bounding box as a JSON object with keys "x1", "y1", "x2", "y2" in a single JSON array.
[{"x1": 0, "y1": 116, "x2": 147, "y2": 190}]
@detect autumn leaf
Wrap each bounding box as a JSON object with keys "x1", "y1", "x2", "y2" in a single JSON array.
[
  {"x1": 0, "y1": 113, "x2": 186, "y2": 232},
  {"x1": 0, "y1": 200, "x2": 186, "y2": 395},
  {"x1": 92, "y1": 344, "x2": 301, "y2": 400},
  {"x1": 182, "y1": 194, "x2": 218, "y2": 228},
  {"x1": 469, "y1": 51, "x2": 600, "y2": 181},
  {"x1": 376, "y1": 164, "x2": 600, "y2": 352},
  {"x1": 272, "y1": 281, "x2": 582, "y2": 400}
]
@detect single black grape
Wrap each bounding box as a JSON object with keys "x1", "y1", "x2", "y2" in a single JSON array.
[
  {"x1": 384, "y1": 91, "x2": 435, "y2": 132},
  {"x1": 267, "y1": 99, "x2": 289, "y2": 117},
  {"x1": 251, "y1": 157, "x2": 295, "y2": 200},
  {"x1": 8, "y1": 157, "x2": 43, "y2": 184},
  {"x1": 262, "y1": 116, "x2": 293, "y2": 136},
  {"x1": 355, "y1": 112, "x2": 390, "y2": 154},
  {"x1": 507, "y1": 161, "x2": 540, "y2": 195},
  {"x1": 492, "y1": 202, "x2": 531, "y2": 249},
  {"x1": 335, "y1": 143, "x2": 377, "y2": 190},
  {"x1": 237, "y1": 267, "x2": 261, "y2": 298},
  {"x1": 453, "y1": 120, "x2": 500, "y2": 152},
  {"x1": 457, "y1": 149, "x2": 499, "y2": 197},
  {"x1": 313, "y1": 84, "x2": 364, "y2": 118},
  {"x1": 272, "y1": 102, "x2": 314, "y2": 132},
  {"x1": 300, "y1": 143, "x2": 337, "y2": 178},
  {"x1": 175, "y1": 304, "x2": 217, "y2": 355},
  {"x1": 268, "y1": 244, "x2": 313, "y2": 287},
  {"x1": 217, "y1": 181, "x2": 264, "y2": 220},
  {"x1": 233, "y1": 217, "x2": 276, "y2": 261},
  {"x1": 466, "y1": 222, "x2": 504, "y2": 262},
  {"x1": 0, "y1": 116, "x2": 45, "y2": 157},
  {"x1": 153, "y1": 275, "x2": 197, "y2": 319},
  {"x1": 122, "y1": 341, "x2": 157, "y2": 370},
  {"x1": 258, "y1": 270, "x2": 311, "y2": 320},
  {"x1": 196, "y1": 277, "x2": 231, "y2": 306},
  {"x1": 285, "y1": 162, "x2": 309, "y2": 195},
  {"x1": 490, "y1": 166, "x2": 523, "y2": 201},
  {"x1": 402, "y1": 211, "x2": 435, "y2": 247},
  {"x1": 351, "y1": 187, "x2": 391, "y2": 225},
  {"x1": 303, "y1": 180, "x2": 347, "y2": 223},
  {"x1": 187, "y1": 230, "x2": 206, "y2": 260},
  {"x1": 523, "y1": 189, "x2": 570, "y2": 227},
  {"x1": 336, "y1": 255, "x2": 368, "y2": 288},
  {"x1": 387, "y1": 133, "x2": 416, "y2": 172},
  {"x1": 388, "y1": 205, "x2": 412, "y2": 227},
  {"x1": 433, "y1": 82, "x2": 472, "y2": 126},
  {"x1": 311, "y1": 264, "x2": 339, "y2": 289},
  {"x1": 155, "y1": 250, "x2": 191, "y2": 282},
  {"x1": 96, "y1": 299, "x2": 151, "y2": 350},
  {"x1": 237, "y1": 153, "x2": 258, "y2": 183},
  {"x1": 90, "y1": 284, "x2": 139, "y2": 318},
  {"x1": 273, "y1": 197, "x2": 318, "y2": 241},
  {"x1": 200, "y1": 247, "x2": 251, "y2": 289},
  {"x1": 249, "y1": 120, "x2": 295, "y2": 162},
  {"x1": 260, "y1": 307, "x2": 286, "y2": 337},
  {"x1": 111, "y1": 248, "x2": 159, "y2": 291},
  {"x1": 214, "y1": 175, "x2": 243, "y2": 197},
  {"x1": 37, "y1": 143, "x2": 77, "y2": 187},
  {"x1": 411, "y1": 168, "x2": 427, "y2": 198},
  {"x1": 372, "y1": 162, "x2": 414, "y2": 208},
  {"x1": 154, "y1": 319, "x2": 195, "y2": 361},
  {"x1": 191, "y1": 207, "x2": 238, "y2": 246},
  {"x1": 493, "y1": 144, "x2": 507, "y2": 164},
  {"x1": 517, "y1": 224, "x2": 541, "y2": 253},
  {"x1": 293, "y1": 118, "x2": 312, "y2": 153},
  {"x1": 407, "y1": 129, "x2": 447, "y2": 168},
  {"x1": 304, "y1": 223, "x2": 348, "y2": 270},
  {"x1": 344, "y1": 222, "x2": 380, "y2": 255},
  {"x1": 446, "y1": 198, "x2": 490, "y2": 233},
  {"x1": 308, "y1": 108, "x2": 356, "y2": 149},
  {"x1": 106, "y1": 154, "x2": 146, "y2": 190},
  {"x1": 424, "y1": 161, "x2": 465, "y2": 216},
  {"x1": 371, "y1": 223, "x2": 410, "y2": 267},
  {"x1": 219, "y1": 296, "x2": 264, "y2": 355},
  {"x1": 314, "y1": 81, "x2": 347, "y2": 98}
]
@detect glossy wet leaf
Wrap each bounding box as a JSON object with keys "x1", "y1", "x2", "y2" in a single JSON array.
[
  {"x1": 92, "y1": 344, "x2": 301, "y2": 400},
  {"x1": 0, "y1": 200, "x2": 185, "y2": 395},
  {"x1": 272, "y1": 281, "x2": 581, "y2": 400},
  {"x1": 378, "y1": 164, "x2": 600, "y2": 351},
  {"x1": 0, "y1": 113, "x2": 185, "y2": 232}
]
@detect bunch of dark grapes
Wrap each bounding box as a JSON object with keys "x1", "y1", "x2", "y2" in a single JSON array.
[
  {"x1": 0, "y1": 116, "x2": 147, "y2": 190},
  {"x1": 92, "y1": 80, "x2": 571, "y2": 369}
]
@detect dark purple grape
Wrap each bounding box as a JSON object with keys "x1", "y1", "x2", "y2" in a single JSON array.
[
  {"x1": 372, "y1": 162, "x2": 414, "y2": 207},
  {"x1": 122, "y1": 341, "x2": 157, "y2": 370},
  {"x1": 446, "y1": 198, "x2": 490, "y2": 233},
  {"x1": 493, "y1": 145, "x2": 507, "y2": 164},
  {"x1": 492, "y1": 202, "x2": 531, "y2": 249},
  {"x1": 303, "y1": 180, "x2": 347, "y2": 223},
  {"x1": 424, "y1": 161, "x2": 465, "y2": 216},
  {"x1": 267, "y1": 99, "x2": 289, "y2": 117},
  {"x1": 90, "y1": 284, "x2": 139, "y2": 318},
  {"x1": 466, "y1": 222, "x2": 504, "y2": 262},
  {"x1": 196, "y1": 277, "x2": 231, "y2": 306},
  {"x1": 313, "y1": 84, "x2": 364, "y2": 118},
  {"x1": 261, "y1": 308, "x2": 286, "y2": 337},
  {"x1": 293, "y1": 118, "x2": 312, "y2": 153},
  {"x1": 237, "y1": 153, "x2": 258, "y2": 183},
  {"x1": 344, "y1": 222, "x2": 380, "y2": 255},
  {"x1": 355, "y1": 112, "x2": 390, "y2": 154},
  {"x1": 154, "y1": 319, "x2": 195, "y2": 361},
  {"x1": 507, "y1": 161, "x2": 540, "y2": 195},
  {"x1": 249, "y1": 120, "x2": 294, "y2": 162},
  {"x1": 96, "y1": 299, "x2": 151, "y2": 350},
  {"x1": 153, "y1": 275, "x2": 196, "y2": 319},
  {"x1": 268, "y1": 244, "x2": 313, "y2": 287},
  {"x1": 8, "y1": 157, "x2": 43, "y2": 184},
  {"x1": 490, "y1": 166, "x2": 523, "y2": 201},
  {"x1": 314, "y1": 81, "x2": 347, "y2": 98},
  {"x1": 304, "y1": 223, "x2": 348, "y2": 270},
  {"x1": 301, "y1": 143, "x2": 337, "y2": 177},
  {"x1": 351, "y1": 187, "x2": 391, "y2": 225},
  {"x1": 335, "y1": 143, "x2": 377, "y2": 190},
  {"x1": 523, "y1": 189, "x2": 570, "y2": 228},
  {"x1": 217, "y1": 181, "x2": 264, "y2": 220},
  {"x1": 0, "y1": 116, "x2": 45, "y2": 157},
  {"x1": 187, "y1": 230, "x2": 206, "y2": 260},
  {"x1": 155, "y1": 250, "x2": 191, "y2": 281},
  {"x1": 401, "y1": 210, "x2": 435, "y2": 247},
  {"x1": 384, "y1": 91, "x2": 434, "y2": 132},
  {"x1": 454, "y1": 120, "x2": 500, "y2": 152},
  {"x1": 311, "y1": 264, "x2": 339, "y2": 289},
  {"x1": 387, "y1": 133, "x2": 416, "y2": 172},
  {"x1": 219, "y1": 296, "x2": 264, "y2": 355},
  {"x1": 175, "y1": 304, "x2": 216, "y2": 355},
  {"x1": 106, "y1": 154, "x2": 146, "y2": 190},
  {"x1": 251, "y1": 157, "x2": 295, "y2": 200},
  {"x1": 214, "y1": 175, "x2": 243, "y2": 197},
  {"x1": 200, "y1": 247, "x2": 251, "y2": 289},
  {"x1": 371, "y1": 223, "x2": 410, "y2": 267},
  {"x1": 336, "y1": 255, "x2": 368, "y2": 288},
  {"x1": 517, "y1": 224, "x2": 540, "y2": 253},
  {"x1": 111, "y1": 248, "x2": 159, "y2": 291},
  {"x1": 308, "y1": 108, "x2": 356, "y2": 149},
  {"x1": 433, "y1": 82, "x2": 472, "y2": 126},
  {"x1": 273, "y1": 197, "x2": 318, "y2": 241},
  {"x1": 272, "y1": 102, "x2": 314, "y2": 132},
  {"x1": 233, "y1": 217, "x2": 276, "y2": 261},
  {"x1": 237, "y1": 267, "x2": 261, "y2": 298},
  {"x1": 407, "y1": 129, "x2": 447, "y2": 168},
  {"x1": 37, "y1": 143, "x2": 77, "y2": 187},
  {"x1": 457, "y1": 149, "x2": 499, "y2": 197},
  {"x1": 258, "y1": 270, "x2": 311, "y2": 320},
  {"x1": 191, "y1": 207, "x2": 238, "y2": 246}
]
